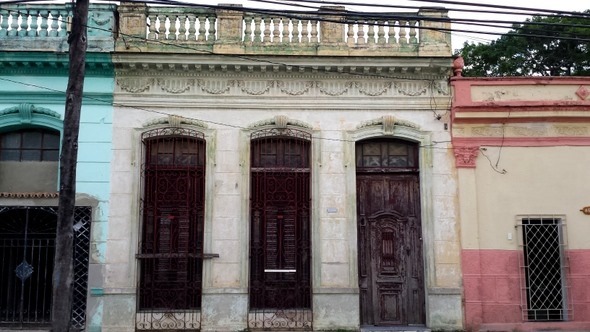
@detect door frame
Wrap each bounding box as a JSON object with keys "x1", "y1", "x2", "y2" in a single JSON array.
[{"x1": 345, "y1": 118, "x2": 435, "y2": 327}]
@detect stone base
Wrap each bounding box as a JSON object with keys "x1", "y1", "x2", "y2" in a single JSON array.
[
  {"x1": 200, "y1": 292, "x2": 248, "y2": 331},
  {"x1": 313, "y1": 291, "x2": 360, "y2": 331},
  {"x1": 426, "y1": 290, "x2": 463, "y2": 331}
]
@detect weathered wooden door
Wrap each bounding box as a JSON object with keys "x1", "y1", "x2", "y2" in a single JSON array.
[
  {"x1": 249, "y1": 129, "x2": 311, "y2": 311},
  {"x1": 356, "y1": 139, "x2": 425, "y2": 326}
]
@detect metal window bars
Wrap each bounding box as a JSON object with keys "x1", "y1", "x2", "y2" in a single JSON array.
[
  {"x1": 0, "y1": 206, "x2": 91, "y2": 329},
  {"x1": 516, "y1": 215, "x2": 572, "y2": 322}
]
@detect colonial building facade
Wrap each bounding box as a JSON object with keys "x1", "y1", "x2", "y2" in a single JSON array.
[
  {"x1": 1, "y1": 2, "x2": 465, "y2": 331},
  {"x1": 105, "y1": 3, "x2": 459, "y2": 332},
  {"x1": 0, "y1": 3, "x2": 116, "y2": 331},
  {"x1": 451, "y1": 75, "x2": 590, "y2": 332}
]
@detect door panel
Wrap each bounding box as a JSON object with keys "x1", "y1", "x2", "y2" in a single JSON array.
[{"x1": 357, "y1": 174, "x2": 425, "y2": 326}]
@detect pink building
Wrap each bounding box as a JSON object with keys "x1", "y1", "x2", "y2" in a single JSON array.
[{"x1": 451, "y1": 75, "x2": 590, "y2": 331}]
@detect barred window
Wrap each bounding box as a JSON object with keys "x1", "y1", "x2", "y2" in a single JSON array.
[
  {"x1": 0, "y1": 129, "x2": 60, "y2": 162},
  {"x1": 517, "y1": 216, "x2": 571, "y2": 321}
]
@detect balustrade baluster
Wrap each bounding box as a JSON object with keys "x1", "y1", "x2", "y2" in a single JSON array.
[
  {"x1": 301, "y1": 19, "x2": 309, "y2": 43},
  {"x1": 243, "y1": 16, "x2": 252, "y2": 42},
  {"x1": 48, "y1": 11, "x2": 58, "y2": 37},
  {"x1": 253, "y1": 16, "x2": 262, "y2": 43},
  {"x1": 400, "y1": 20, "x2": 408, "y2": 44},
  {"x1": 271, "y1": 18, "x2": 279, "y2": 42},
  {"x1": 169, "y1": 15, "x2": 178, "y2": 40},
  {"x1": 8, "y1": 12, "x2": 19, "y2": 37},
  {"x1": 377, "y1": 21, "x2": 385, "y2": 44},
  {"x1": 262, "y1": 17, "x2": 270, "y2": 42},
  {"x1": 409, "y1": 20, "x2": 418, "y2": 44},
  {"x1": 368, "y1": 21, "x2": 375, "y2": 44},
  {"x1": 310, "y1": 20, "x2": 318, "y2": 43},
  {"x1": 59, "y1": 11, "x2": 66, "y2": 36},
  {"x1": 17, "y1": 11, "x2": 27, "y2": 37},
  {"x1": 0, "y1": 12, "x2": 9, "y2": 36},
  {"x1": 197, "y1": 16, "x2": 205, "y2": 41},
  {"x1": 39, "y1": 10, "x2": 55, "y2": 37},
  {"x1": 28, "y1": 11, "x2": 39, "y2": 37},
  {"x1": 357, "y1": 22, "x2": 366, "y2": 44},
  {"x1": 346, "y1": 23, "x2": 354, "y2": 44},
  {"x1": 187, "y1": 14, "x2": 196, "y2": 40},
  {"x1": 279, "y1": 18, "x2": 286, "y2": 43},
  {"x1": 178, "y1": 15, "x2": 187, "y2": 40},
  {"x1": 208, "y1": 16, "x2": 216, "y2": 41}
]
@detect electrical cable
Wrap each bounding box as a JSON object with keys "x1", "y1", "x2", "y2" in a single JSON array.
[{"x1": 0, "y1": 75, "x2": 453, "y2": 149}]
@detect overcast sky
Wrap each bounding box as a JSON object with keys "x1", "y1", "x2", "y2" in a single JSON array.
[{"x1": 2, "y1": 0, "x2": 588, "y2": 51}]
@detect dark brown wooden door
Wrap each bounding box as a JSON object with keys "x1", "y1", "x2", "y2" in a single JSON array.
[
  {"x1": 249, "y1": 130, "x2": 311, "y2": 309},
  {"x1": 356, "y1": 139, "x2": 425, "y2": 326}
]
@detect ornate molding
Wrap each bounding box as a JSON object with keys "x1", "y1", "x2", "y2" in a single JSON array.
[
  {"x1": 0, "y1": 192, "x2": 59, "y2": 199},
  {"x1": 116, "y1": 78, "x2": 154, "y2": 93},
  {"x1": 196, "y1": 79, "x2": 235, "y2": 94},
  {"x1": 277, "y1": 81, "x2": 314, "y2": 95},
  {"x1": 354, "y1": 81, "x2": 392, "y2": 96},
  {"x1": 357, "y1": 116, "x2": 420, "y2": 133},
  {"x1": 471, "y1": 126, "x2": 503, "y2": 137},
  {"x1": 156, "y1": 78, "x2": 195, "y2": 94},
  {"x1": 114, "y1": 76, "x2": 451, "y2": 99},
  {"x1": 393, "y1": 82, "x2": 428, "y2": 96},
  {"x1": 453, "y1": 146, "x2": 480, "y2": 168},
  {"x1": 316, "y1": 81, "x2": 353, "y2": 96},
  {"x1": 237, "y1": 80, "x2": 274, "y2": 95},
  {"x1": 555, "y1": 126, "x2": 589, "y2": 136},
  {"x1": 143, "y1": 115, "x2": 208, "y2": 129},
  {"x1": 0, "y1": 103, "x2": 61, "y2": 123},
  {"x1": 511, "y1": 126, "x2": 547, "y2": 137},
  {"x1": 248, "y1": 115, "x2": 313, "y2": 129}
]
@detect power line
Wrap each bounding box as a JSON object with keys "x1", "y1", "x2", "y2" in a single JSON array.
[
  {"x1": 0, "y1": 76, "x2": 453, "y2": 148},
  {"x1": 2, "y1": 1, "x2": 590, "y2": 42},
  {"x1": 127, "y1": 0, "x2": 590, "y2": 41}
]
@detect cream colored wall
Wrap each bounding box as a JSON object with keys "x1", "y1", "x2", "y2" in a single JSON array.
[{"x1": 466, "y1": 146, "x2": 590, "y2": 250}]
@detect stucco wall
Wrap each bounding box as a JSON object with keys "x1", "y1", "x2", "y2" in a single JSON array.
[{"x1": 106, "y1": 63, "x2": 461, "y2": 331}]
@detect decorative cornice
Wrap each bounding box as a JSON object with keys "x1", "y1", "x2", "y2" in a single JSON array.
[
  {"x1": 248, "y1": 115, "x2": 313, "y2": 130},
  {"x1": 0, "y1": 192, "x2": 59, "y2": 199},
  {"x1": 357, "y1": 116, "x2": 420, "y2": 134},
  {"x1": 0, "y1": 103, "x2": 62, "y2": 122},
  {"x1": 453, "y1": 146, "x2": 480, "y2": 168},
  {"x1": 143, "y1": 115, "x2": 208, "y2": 129},
  {"x1": 115, "y1": 77, "x2": 450, "y2": 98}
]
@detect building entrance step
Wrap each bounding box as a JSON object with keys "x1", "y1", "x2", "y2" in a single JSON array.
[{"x1": 360, "y1": 326, "x2": 431, "y2": 332}]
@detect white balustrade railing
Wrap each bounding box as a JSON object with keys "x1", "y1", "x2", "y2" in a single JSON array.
[
  {"x1": 0, "y1": 6, "x2": 70, "y2": 38},
  {"x1": 242, "y1": 15, "x2": 320, "y2": 43},
  {"x1": 346, "y1": 19, "x2": 419, "y2": 45},
  {"x1": 146, "y1": 9, "x2": 217, "y2": 42}
]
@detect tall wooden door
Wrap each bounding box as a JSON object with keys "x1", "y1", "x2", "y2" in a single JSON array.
[
  {"x1": 356, "y1": 139, "x2": 425, "y2": 326},
  {"x1": 249, "y1": 129, "x2": 311, "y2": 310}
]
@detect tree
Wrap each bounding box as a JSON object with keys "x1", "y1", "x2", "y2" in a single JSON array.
[{"x1": 459, "y1": 11, "x2": 590, "y2": 77}]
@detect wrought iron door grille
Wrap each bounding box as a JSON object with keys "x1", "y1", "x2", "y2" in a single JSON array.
[
  {"x1": 516, "y1": 216, "x2": 572, "y2": 321},
  {"x1": 137, "y1": 128, "x2": 206, "y2": 330},
  {"x1": 0, "y1": 206, "x2": 91, "y2": 329},
  {"x1": 249, "y1": 129, "x2": 312, "y2": 330}
]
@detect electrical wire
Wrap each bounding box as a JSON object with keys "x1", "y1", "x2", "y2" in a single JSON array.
[
  {"x1": 0, "y1": 76, "x2": 453, "y2": 149},
  {"x1": 2, "y1": 1, "x2": 590, "y2": 42}
]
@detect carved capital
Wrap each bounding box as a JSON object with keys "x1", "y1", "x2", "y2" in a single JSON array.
[{"x1": 453, "y1": 146, "x2": 479, "y2": 168}]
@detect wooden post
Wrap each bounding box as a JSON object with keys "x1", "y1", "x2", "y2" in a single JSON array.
[{"x1": 52, "y1": 0, "x2": 88, "y2": 331}]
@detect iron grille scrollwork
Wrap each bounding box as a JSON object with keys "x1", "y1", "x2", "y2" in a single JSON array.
[
  {"x1": 249, "y1": 128, "x2": 312, "y2": 330},
  {"x1": 137, "y1": 127, "x2": 206, "y2": 330},
  {"x1": 0, "y1": 206, "x2": 91, "y2": 329}
]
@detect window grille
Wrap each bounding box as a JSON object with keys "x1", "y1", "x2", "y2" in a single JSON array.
[
  {"x1": 516, "y1": 216, "x2": 572, "y2": 321},
  {"x1": 137, "y1": 127, "x2": 206, "y2": 330}
]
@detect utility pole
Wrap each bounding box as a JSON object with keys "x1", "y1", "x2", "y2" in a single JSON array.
[{"x1": 52, "y1": 0, "x2": 89, "y2": 330}]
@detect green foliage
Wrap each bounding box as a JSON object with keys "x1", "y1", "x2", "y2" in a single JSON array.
[{"x1": 459, "y1": 11, "x2": 590, "y2": 77}]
